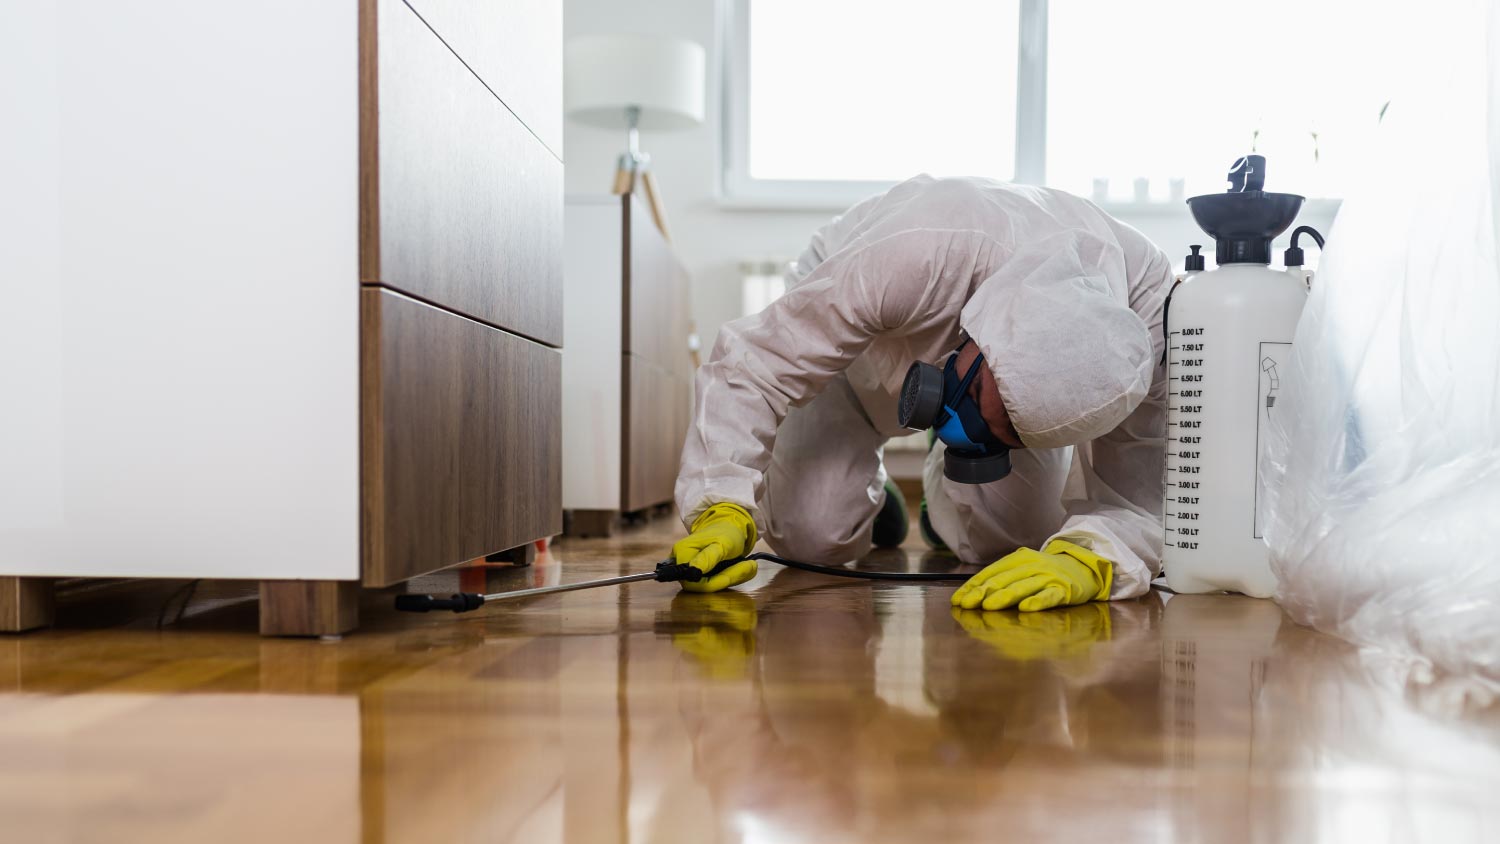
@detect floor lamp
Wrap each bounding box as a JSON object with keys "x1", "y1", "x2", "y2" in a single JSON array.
[{"x1": 565, "y1": 35, "x2": 706, "y2": 241}]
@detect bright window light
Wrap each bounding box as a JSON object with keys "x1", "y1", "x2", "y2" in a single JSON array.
[
  {"x1": 1047, "y1": 1, "x2": 1412, "y2": 200},
  {"x1": 747, "y1": 0, "x2": 1019, "y2": 182}
]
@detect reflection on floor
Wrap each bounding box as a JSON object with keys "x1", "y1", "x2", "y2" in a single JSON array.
[{"x1": 3, "y1": 512, "x2": 1499, "y2": 843}]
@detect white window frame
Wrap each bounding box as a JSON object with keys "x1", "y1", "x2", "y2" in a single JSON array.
[{"x1": 719, "y1": 0, "x2": 1049, "y2": 210}]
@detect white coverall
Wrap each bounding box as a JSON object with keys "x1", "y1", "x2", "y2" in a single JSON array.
[{"x1": 675, "y1": 176, "x2": 1174, "y2": 599}]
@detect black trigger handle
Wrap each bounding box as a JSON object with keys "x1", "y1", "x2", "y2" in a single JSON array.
[{"x1": 653, "y1": 557, "x2": 743, "y2": 583}]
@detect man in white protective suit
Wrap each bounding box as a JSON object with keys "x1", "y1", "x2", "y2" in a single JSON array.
[{"x1": 668, "y1": 175, "x2": 1174, "y2": 613}]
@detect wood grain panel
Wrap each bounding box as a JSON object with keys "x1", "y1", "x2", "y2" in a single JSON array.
[
  {"x1": 0, "y1": 577, "x2": 54, "y2": 632},
  {"x1": 362, "y1": 288, "x2": 561, "y2": 587},
  {"x1": 359, "y1": 0, "x2": 381, "y2": 285},
  {"x1": 566, "y1": 509, "x2": 617, "y2": 538},
  {"x1": 259, "y1": 581, "x2": 360, "y2": 637},
  {"x1": 400, "y1": 0, "x2": 562, "y2": 155},
  {"x1": 362, "y1": 0, "x2": 562, "y2": 346},
  {"x1": 624, "y1": 195, "x2": 691, "y2": 369},
  {"x1": 622, "y1": 354, "x2": 689, "y2": 512}
]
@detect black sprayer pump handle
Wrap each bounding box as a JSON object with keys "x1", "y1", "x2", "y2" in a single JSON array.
[{"x1": 1228, "y1": 155, "x2": 1266, "y2": 192}]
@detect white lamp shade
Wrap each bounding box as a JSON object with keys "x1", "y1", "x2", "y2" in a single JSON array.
[{"x1": 566, "y1": 35, "x2": 706, "y2": 131}]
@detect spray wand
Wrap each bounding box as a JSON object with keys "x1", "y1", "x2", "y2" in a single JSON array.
[{"x1": 394, "y1": 552, "x2": 971, "y2": 614}]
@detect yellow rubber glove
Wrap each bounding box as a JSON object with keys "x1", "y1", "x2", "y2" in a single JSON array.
[
  {"x1": 673, "y1": 503, "x2": 759, "y2": 593},
  {"x1": 950, "y1": 539, "x2": 1112, "y2": 612}
]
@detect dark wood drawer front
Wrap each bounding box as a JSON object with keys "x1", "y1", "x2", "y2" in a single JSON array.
[
  {"x1": 362, "y1": 288, "x2": 561, "y2": 586},
  {"x1": 625, "y1": 197, "x2": 691, "y2": 371},
  {"x1": 622, "y1": 353, "x2": 689, "y2": 512},
  {"x1": 365, "y1": 0, "x2": 562, "y2": 347},
  {"x1": 401, "y1": 0, "x2": 562, "y2": 155}
]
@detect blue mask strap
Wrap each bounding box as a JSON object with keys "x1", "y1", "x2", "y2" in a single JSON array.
[{"x1": 951, "y1": 354, "x2": 985, "y2": 402}]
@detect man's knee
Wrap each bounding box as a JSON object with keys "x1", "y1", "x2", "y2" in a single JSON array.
[
  {"x1": 764, "y1": 518, "x2": 873, "y2": 564},
  {"x1": 923, "y1": 443, "x2": 1069, "y2": 563}
]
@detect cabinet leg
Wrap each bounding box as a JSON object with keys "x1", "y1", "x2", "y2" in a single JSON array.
[
  {"x1": 0, "y1": 578, "x2": 55, "y2": 633},
  {"x1": 485, "y1": 543, "x2": 537, "y2": 567},
  {"x1": 259, "y1": 580, "x2": 359, "y2": 637},
  {"x1": 566, "y1": 509, "x2": 618, "y2": 538}
]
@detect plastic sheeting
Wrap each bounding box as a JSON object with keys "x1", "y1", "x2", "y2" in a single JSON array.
[{"x1": 1262, "y1": 0, "x2": 1500, "y2": 687}]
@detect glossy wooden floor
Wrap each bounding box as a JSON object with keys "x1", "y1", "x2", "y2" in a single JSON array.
[{"x1": 4, "y1": 514, "x2": 1499, "y2": 843}]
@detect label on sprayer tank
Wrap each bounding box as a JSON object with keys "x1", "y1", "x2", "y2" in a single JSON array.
[{"x1": 1253, "y1": 341, "x2": 1292, "y2": 538}]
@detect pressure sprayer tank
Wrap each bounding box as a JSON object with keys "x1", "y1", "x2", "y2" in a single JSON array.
[{"x1": 1162, "y1": 155, "x2": 1313, "y2": 597}]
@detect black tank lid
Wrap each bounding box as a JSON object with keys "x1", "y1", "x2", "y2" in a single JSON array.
[{"x1": 1186, "y1": 155, "x2": 1303, "y2": 265}]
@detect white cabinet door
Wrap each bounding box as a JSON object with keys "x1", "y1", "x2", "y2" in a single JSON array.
[{"x1": 0, "y1": 1, "x2": 359, "y2": 579}]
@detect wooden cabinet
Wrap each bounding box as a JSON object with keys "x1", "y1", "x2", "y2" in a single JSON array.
[
  {"x1": 623, "y1": 355, "x2": 690, "y2": 513},
  {"x1": 400, "y1": 0, "x2": 564, "y2": 154},
  {"x1": 363, "y1": 0, "x2": 563, "y2": 345},
  {"x1": 563, "y1": 195, "x2": 694, "y2": 532},
  {"x1": 361, "y1": 0, "x2": 563, "y2": 589},
  {"x1": 361, "y1": 289, "x2": 560, "y2": 587},
  {"x1": 0, "y1": 0, "x2": 562, "y2": 634},
  {"x1": 625, "y1": 199, "x2": 691, "y2": 365}
]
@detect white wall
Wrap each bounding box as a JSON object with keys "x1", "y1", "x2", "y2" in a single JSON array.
[
  {"x1": 563, "y1": 0, "x2": 1339, "y2": 352},
  {"x1": 565, "y1": 0, "x2": 828, "y2": 351}
]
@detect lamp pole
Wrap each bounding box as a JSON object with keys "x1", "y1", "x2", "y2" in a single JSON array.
[
  {"x1": 612, "y1": 103, "x2": 671, "y2": 241},
  {"x1": 626, "y1": 104, "x2": 642, "y2": 162}
]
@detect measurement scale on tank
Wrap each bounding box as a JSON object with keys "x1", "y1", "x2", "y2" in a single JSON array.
[{"x1": 1165, "y1": 326, "x2": 1206, "y2": 554}]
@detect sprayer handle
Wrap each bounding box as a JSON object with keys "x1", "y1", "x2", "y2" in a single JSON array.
[{"x1": 653, "y1": 557, "x2": 745, "y2": 583}]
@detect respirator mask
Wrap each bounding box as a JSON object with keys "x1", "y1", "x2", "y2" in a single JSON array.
[{"x1": 897, "y1": 339, "x2": 1013, "y2": 484}]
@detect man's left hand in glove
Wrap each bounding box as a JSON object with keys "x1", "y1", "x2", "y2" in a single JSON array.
[{"x1": 950, "y1": 540, "x2": 1112, "y2": 612}]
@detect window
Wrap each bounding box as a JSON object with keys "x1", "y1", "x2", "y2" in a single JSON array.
[
  {"x1": 745, "y1": 0, "x2": 1018, "y2": 182},
  {"x1": 724, "y1": 0, "x2": 1404, "y2": 206},
  {"x1": 724, "y1": 0, "x2": 1026, "y2": 206},
  {"x1": 1046, "y1": 1, "x2": 1413, "y2": 202}
]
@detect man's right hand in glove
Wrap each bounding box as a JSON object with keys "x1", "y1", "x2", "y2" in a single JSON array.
[{"x1": 672, "y1": 503, "x2": 759, "y2": 593}]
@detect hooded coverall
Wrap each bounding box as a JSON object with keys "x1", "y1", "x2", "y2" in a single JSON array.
[{"x1": 675, "y1": 175, "x2": 1175, "y2": 599}]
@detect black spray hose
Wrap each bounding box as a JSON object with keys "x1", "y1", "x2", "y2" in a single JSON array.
[
  {"x1": 395, "y1": 552, "x2": 971, "y2": 613},
  {"x1": 746, "y1": 552, "x2": 970, "y2": 582},
  {"x1": 1290, "y1": 225, "x2": 1326, "y2": 250}
]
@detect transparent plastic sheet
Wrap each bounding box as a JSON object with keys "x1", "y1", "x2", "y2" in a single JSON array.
[{"x1": 1262, "y1": 0, "x2": 1500, "y2": 689}]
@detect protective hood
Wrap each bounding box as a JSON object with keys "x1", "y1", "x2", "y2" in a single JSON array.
[{"x1": 961, "y1": 230, "x2": 1154, "y2": 449}]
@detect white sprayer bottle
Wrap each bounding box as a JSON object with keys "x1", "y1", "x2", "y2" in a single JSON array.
[{"x1": 1162, "y1": 155, "x2": 1321, "y2": 597}]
